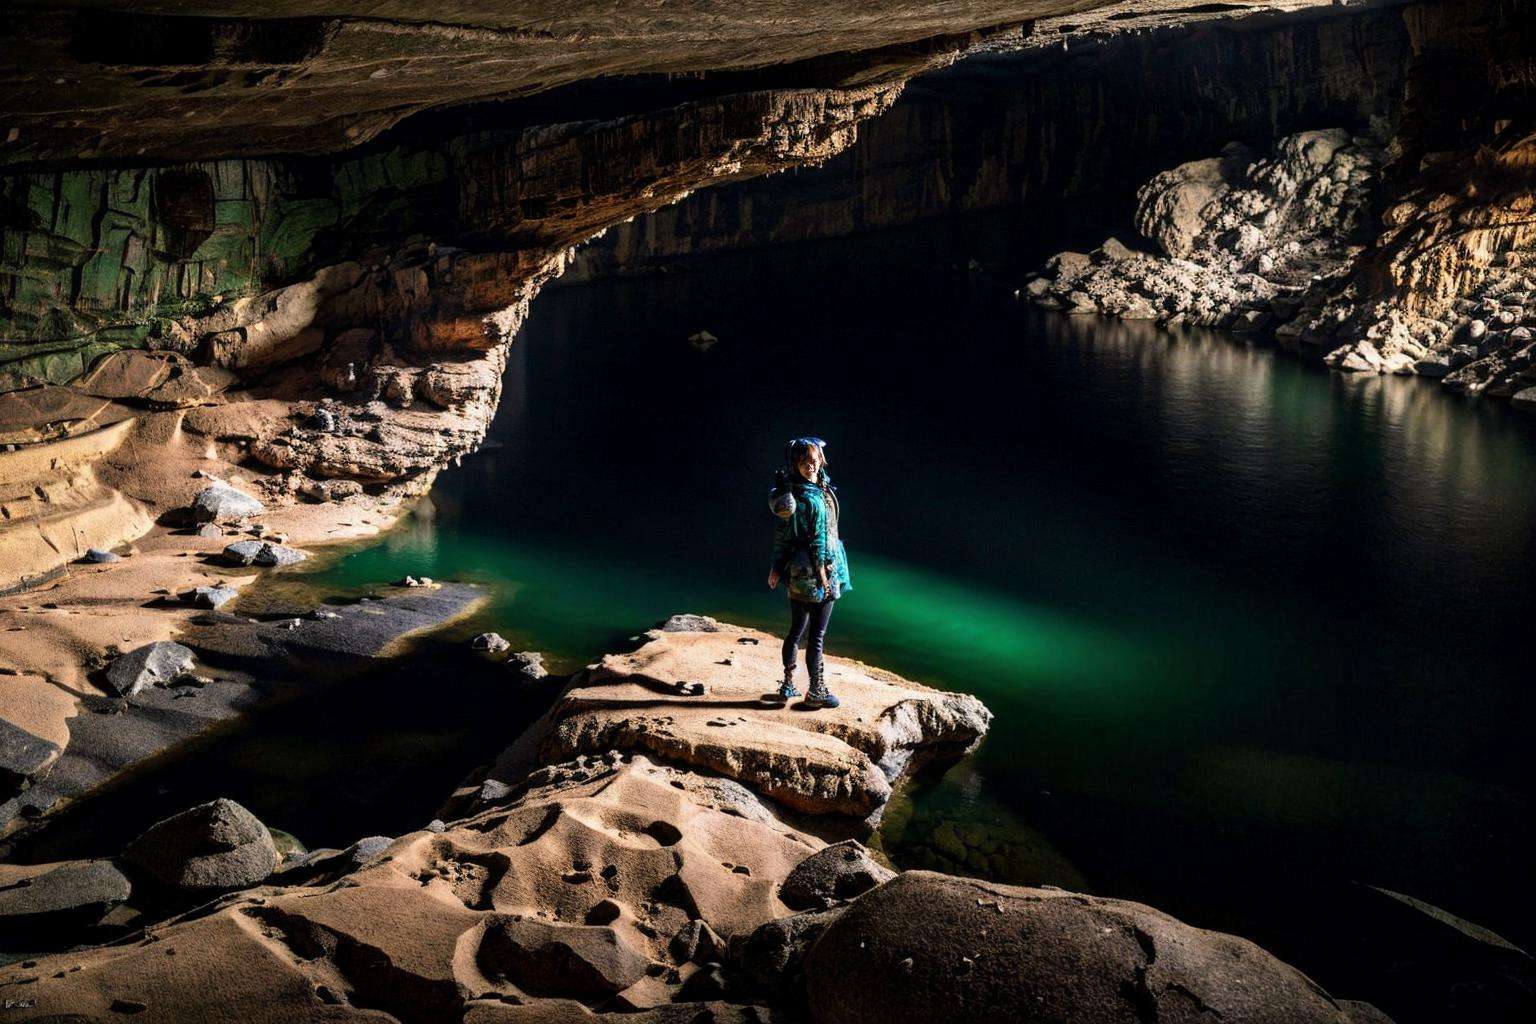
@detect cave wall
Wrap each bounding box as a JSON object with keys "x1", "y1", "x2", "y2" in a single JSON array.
[{"x1": 565, "y1": 0, "x2": 1521, "y2": 279}]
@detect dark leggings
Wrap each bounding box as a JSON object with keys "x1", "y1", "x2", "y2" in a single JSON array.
[{"x1": 783, "y1": 598, "x2": 836, "y2": 686}]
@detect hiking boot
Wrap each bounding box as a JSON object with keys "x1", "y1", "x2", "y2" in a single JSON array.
[
  {"x1": 803, "y1": 658, "x2": 837, "y2": 708},
  {"x1": 778, "y1": 665, "x2": 800, "y2": 700},
  {"x1": 803, "y1": 684, "x2": 840, "y2": 709}
]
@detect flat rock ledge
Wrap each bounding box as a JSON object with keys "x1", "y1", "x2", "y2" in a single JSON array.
[{"x1": 529, "y1": 618, "x2": 992, "y2": 823}]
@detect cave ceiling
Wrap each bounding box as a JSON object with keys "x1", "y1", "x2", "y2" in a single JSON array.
[{"x1": 2, "y1": 0, "x2": 1395, "y2": 168}]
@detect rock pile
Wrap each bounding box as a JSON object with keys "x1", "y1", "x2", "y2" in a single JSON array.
[{"x1": 1026, "y1": 129, "x2": 1379, "y2": 331}]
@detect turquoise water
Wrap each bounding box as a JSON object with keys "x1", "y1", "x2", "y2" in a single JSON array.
[{"x1": 280, "y1": 225, "x2": 1536, "y2": 1013}]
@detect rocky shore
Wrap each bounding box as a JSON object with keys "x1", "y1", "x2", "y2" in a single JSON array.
[{"x1": 0, "y1": 616, "x2": 1396, "y2": 1023}]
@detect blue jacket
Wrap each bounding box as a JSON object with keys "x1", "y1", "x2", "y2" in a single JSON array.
[{"x1": 771, "y1": 474, "x2": 852, "y2": 603}]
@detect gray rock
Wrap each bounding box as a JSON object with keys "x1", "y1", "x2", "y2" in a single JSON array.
[
  {"x1": 507, "y1": 651, "x2": 548, "y2": 681},
  {"x1": 194, "y1": 523, "x2": 224, "y2": 539},
  {"x1": 105, "y1": 641, "x2": 196, "y2": 696},
  {"x1": 1512, "y1": 386, "x2": 1536, "y2": 414},
  {"x1": 221, "y1": 541, "x2": 308, "y2": 567},
  {"x1": 472, "y1": 632, "x2": 511, "y2": 653},
  {"x1": 345, "y1": 835, "x2": 392, "y2": 867},
  {"x1": 660, "y1": 613, "x2": 722, "y2": 632},
  {"x1": 1469, "y1": 318, "x2": 1489, "y2": 340},
  {"x1": 123, "y1": 797, "x2": 279, "y2": 891},
  {"x1": 190, "y1": 482, "x2": 265, "y2": 523},
  {"x1": 780, "y1": 840, "x2": 895, "y2": 910},
  {"x1": 187, "y1": 585, "x2": 237, "y2": 610},
  {"x1": 0, "y1": 717, "x2": 61, "y2": 784},
  {"x1": 425, "y1": 819, "x2": 447, "y2": 833},
  {"x1": 82, "y1": 548, "x2": 120, "y2": 563},
  {"x1": 479, "y1": 778, "x2": 513, "y2": 802},
  {"x1": 0, "y1": 859, "x2": 132, "y2": 927}
]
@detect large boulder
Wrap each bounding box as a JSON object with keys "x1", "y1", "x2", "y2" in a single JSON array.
[
  {"x1": 189, "y1": 482, "x2": 265, "y2": 522},
  {"x1": 122, "y1": 797, "x2": 279, "y2": 891},
  {"x1": 804, "y1": 871, "x2": 1371, "y2": 1024},
  {"x1": 104, "y1": 640, "x2": 196, "y2": 696}
]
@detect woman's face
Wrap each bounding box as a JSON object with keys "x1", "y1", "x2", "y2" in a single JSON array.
[{"x1": 795, "y1": 446, "x2": 824, "y2": 482}]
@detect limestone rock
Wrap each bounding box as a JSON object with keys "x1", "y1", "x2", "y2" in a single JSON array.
[
  {"x1": 780, "y1": 840, "x2": 895, "y2": 909},
  {"x1": 104, "y1": 640, "x2": 196, "y2": 696},
  {"x1": 508, "y1": 651, "x2": 550, "y2": 682},
  {"x1": 805, "y1": 871, "x2": 1363, "y2": 1024},
  {"x1": 186, "y1": 584, "x2": 238, "y2": 609},
  {"x1": 296, "y1": 477, "x2": 364, "y2": 503},
  {"x1": 1027, "y1": 128, "x2": 1379, "y2": 333},
  {"x1": 661, "y1": 613, "x2": 723, "y2": 632},
  {"x1": 0, "y1": 859, "x2": 132, "y2": 930},
  {"x1": 536, "y1": 621, "x2": 990, "y2": 820},
  {"x1": 221, "y1": 540, "x2": 309, "y2": 567},
  {"x1": 190, "y1": 482, "x2": 266, "y2": 523},
  {"x1": 122, "y1": 797, "x2": 279, "y2": 891},
  {"x1": 473, "y1": 632, "x2": 511, "y2": 653}
]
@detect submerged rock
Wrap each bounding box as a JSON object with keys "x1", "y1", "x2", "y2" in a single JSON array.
[
  {"x1": 122, "y1": 797, "x2": 279, "y2": 891},
  {"x1": 190, "y1": 482, "x2": 266, "y2": 523},
  {"x1": 104, "y1": 640, "x2": 196, "y2": 696}
]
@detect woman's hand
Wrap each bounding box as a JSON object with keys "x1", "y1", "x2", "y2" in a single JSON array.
[
  {"x1": 767, "y1": 569, "x2": 780, "y2": 590},
  {"x1": 817, "y1": 564, "x2": 829, "y2": 591}
]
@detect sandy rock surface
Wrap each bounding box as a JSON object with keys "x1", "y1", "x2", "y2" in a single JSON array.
[
  {"x1": 527, "y1": 620, "x2": 991, "y2": 823},
  {"x1": 0, "y1": 754, "x2": 822, "y2": 1021}
]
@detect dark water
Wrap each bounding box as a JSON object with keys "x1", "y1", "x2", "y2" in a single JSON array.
[{"x1": 23, "y1": 219, "x2": 1536, "y2": 1009}]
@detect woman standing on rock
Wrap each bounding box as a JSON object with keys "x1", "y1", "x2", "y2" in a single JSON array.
[{"x1": 767, "y1": 437, "x2": 852, "y2": 709}]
